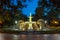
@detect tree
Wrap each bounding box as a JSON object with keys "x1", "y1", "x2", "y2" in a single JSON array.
[
  {"x1": 0, "y1": 0, "x2": 28, "y2": 27},
  {"x1": 33, "y1": 7, "x2": 44, "y2": 21},
  {"x1": 33, "y1": 0, "x2": 60, "y2": 20}
]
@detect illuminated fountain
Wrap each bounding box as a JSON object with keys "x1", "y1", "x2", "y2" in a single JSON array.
[
  {"x1": 25, "y1": 13, "x2": 36, "y2": 30},
  {"x1": 18, "y1": 13, "x2": 46, "y2": 31},
  {"x1": 28, "y1": 13, "x2": 33, "y2": 30}
]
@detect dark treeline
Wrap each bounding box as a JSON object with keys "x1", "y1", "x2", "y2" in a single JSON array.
[
  {"x1": 0, "y1": 0, "x2": 28, "y2": 27},
  {"x1": 33, "y1": 0, "x2": 60, "y2": 23}
]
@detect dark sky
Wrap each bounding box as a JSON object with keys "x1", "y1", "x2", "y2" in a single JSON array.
[
  {"x1": 22, "y1": 0, "x2": 39, "y2": 16},
  {"x1": 12, "y1": 0, "x2": 39, "y2": 16},
  {"x1": 19, "y1": 0, "x2": 51, "y2": 17},
  {"x1": 2, "y1": 0, "x2": 60, "y2": 18}
]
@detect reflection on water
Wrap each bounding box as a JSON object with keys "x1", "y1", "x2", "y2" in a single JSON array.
[{"x1": 0, "y1": 33, "x2": 60, "y2": 40}]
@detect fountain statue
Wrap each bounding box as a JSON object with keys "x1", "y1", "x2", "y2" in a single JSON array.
[{"x1": 17, "y1": 13, "x2": 46, "y2": 31}]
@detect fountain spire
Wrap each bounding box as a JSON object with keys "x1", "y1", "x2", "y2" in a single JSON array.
[{"x1": 28, "y1": 12, "x2": 33, "y2": 30}]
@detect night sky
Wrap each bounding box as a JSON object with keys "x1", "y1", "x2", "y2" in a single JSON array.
[
  {"x1": 12, "y1": 0, "x2": 50, "y2": 17},
  {"x1": 1, "y1": 0, "x2": 60, "y2": 18},
  {"x1": 22, "y1": 0, "x2": 51, "y2": 17},
  {"x1": 2, "y1": 0, "x2": 53, "y2": 17},
  {"x1": 22, "y1": 0, "x2": 39, "y2": 16},
  {"x1": 12, "y1": 0, "x2": 39, "y2": 16}
]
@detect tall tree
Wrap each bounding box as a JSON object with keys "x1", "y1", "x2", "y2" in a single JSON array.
[
  {"x1": 33, "y1": 0, "x2": 60, "y2": 21},
  {"x1": 0, "y1": 0, "x2": 28, "y2": 27}
]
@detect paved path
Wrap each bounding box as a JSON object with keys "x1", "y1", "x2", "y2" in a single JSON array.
[{"x1": 0, "y1": 33, "x2": 60, "y2": 40}]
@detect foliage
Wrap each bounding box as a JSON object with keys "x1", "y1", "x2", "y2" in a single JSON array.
[
  {"x1": 0, "y1": 0, "x2": 28, "y2": 27},
  {"x1": 33, "y1": 0, "x2": 60, "y2": 21}
]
